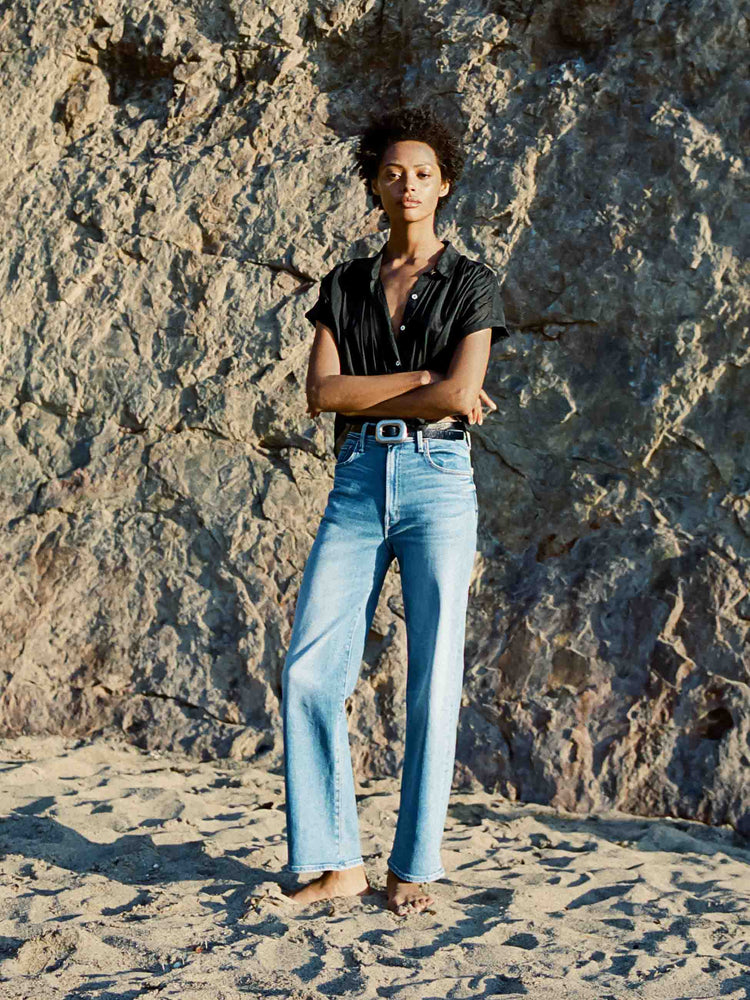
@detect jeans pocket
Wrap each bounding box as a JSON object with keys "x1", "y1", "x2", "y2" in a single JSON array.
[
  {"x1": 423, "y1": 438, "x2": 474, "y2": 478},
  {"x1": 335, "y1": 435, "x2": 361, "y2": 467}
]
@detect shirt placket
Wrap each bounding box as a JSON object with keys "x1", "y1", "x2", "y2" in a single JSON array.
[{"x1": 376, "y1": 269, "x2": 436, "y2": 372}]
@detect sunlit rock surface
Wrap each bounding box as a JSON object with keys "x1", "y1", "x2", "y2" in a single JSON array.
[{"x1": 0, "y1": 0, "x2": 747, "y2": 835}]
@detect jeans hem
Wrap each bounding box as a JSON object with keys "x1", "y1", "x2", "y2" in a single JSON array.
[
  {"x1": 285, "y1": 857, "x2": 364, "y2": 874},
  {"x1": 387, "y1": 858, "x2": 446, "y2": 883}
]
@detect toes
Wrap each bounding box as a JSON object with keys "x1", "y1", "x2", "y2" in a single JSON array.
[
  {"x1": 390, "y1": 886, "x2": 435, "y2": 913},
  {"x1": 394, "y1": 897, "x2": 429, "y2": 912}
]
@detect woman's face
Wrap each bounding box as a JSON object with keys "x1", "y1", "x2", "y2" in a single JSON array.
[{"x1": 371, "y1": 140, "x2": 450, "y2": 223}]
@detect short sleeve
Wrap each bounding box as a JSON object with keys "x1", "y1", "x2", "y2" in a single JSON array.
[
  {"x1": 304, "y1": 265, "x2": 339, "y2": 342},
  {"x1": 453, "y1": 265, "x2": 509, "y2": 346}
]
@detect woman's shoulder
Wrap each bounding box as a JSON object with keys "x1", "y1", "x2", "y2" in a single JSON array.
[
  {"x1": 315, "y1": 252, "x2": 373, "y2": 289},
  {"x1": 451, "y1": 248, "x2": 500, "y2": 283}
]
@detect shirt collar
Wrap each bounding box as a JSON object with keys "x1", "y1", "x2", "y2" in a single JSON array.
[{"x1": 367, "y1": 239, "x2": 459, "y2": 292}]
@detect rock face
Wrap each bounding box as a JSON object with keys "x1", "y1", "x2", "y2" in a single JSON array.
[{"x1": 0, "y1": 1, "x2": 747, "y2": 835}]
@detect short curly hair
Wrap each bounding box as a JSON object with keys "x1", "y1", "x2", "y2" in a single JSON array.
[{"x1": 354, "y1": 105, "x2": 465, "y2": 217}]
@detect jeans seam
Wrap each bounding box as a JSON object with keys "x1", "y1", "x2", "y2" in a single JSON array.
[
  {"x1": 287, "y1": 856, "x2": 363, "y2": 873},
  {"x1": 387, "y1": 857, "x2": 446, "y2": 882},
  {"x1": 436, "y1": 607, "x2": 468, "y2": 866},
  {"x1": 336, "y1": 598, "x2": 366, "y2": 863}
]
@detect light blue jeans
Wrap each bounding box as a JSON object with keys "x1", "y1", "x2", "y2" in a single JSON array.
[{"x1": 281, "y1": 422, "x2": 478, "y2": 882}]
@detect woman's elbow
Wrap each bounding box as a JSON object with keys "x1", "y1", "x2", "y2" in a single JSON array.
[
  {"x1": 307, "y1": 380, "x2": 322, "y2": 412},
  {"x1": 451, "y1": 382, "x2": 477, "y2": 417},
  {"x1": 308, "y1": 376, "x2": 335, "y2": 412}
]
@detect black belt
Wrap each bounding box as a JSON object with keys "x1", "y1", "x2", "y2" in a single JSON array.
[{"x1": 343, "y1": 417, "x2": 469, "y2": 442}]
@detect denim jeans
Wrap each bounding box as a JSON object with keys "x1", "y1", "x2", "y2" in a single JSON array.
[{"x1": 281, "y1": 422, "x2": 478, "y2": 882}]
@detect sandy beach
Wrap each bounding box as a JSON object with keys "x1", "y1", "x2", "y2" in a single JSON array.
[{"x1": 0, "y1": 735, "x2": 748, "y2": 999}]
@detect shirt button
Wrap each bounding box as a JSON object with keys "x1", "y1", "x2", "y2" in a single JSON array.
[
  {"x1": 395, "y1": 360, "x2": 401, "y2": 366},
  {"x1": 411, "y1": 293, "x2": 418, "y2": 299},
  {"x1": 399, "y1": 324, "x2": 405, "y2": 330}
]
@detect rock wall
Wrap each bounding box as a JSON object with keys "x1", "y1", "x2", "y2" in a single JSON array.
[{"x1": 0, "y1": 0, "x2": 748, "y2": 835}]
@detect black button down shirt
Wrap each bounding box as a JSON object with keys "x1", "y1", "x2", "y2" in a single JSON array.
[{"x1": 304, "y1": 239, "x2": 509, "y2": 453}]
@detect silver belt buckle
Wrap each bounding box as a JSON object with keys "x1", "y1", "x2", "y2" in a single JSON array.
[{"x1": 375, "y1": 418, "x2": 408, "y2": 443}]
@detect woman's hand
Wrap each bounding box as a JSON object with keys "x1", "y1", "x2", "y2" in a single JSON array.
[
  {"x1": 427, "y1": 369, "x2": 497, "y2": 424},
  {"x1": 465, "y1": 388, "x2": 498, "y2": 426},
  {"x1": 428, "y1": 371, "x2": 497, "y2": 424}
]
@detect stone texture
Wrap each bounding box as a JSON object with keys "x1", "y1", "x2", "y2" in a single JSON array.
[{"x1": 0, "y1": 0, "x2": 748, "y2": 835}]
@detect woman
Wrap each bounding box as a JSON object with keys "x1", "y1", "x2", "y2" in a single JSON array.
[{"x1": 281, "y1": 105, "x2": 508, "y2": 915}]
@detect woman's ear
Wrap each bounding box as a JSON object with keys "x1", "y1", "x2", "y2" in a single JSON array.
[
  {"x1": 439, "y1": 179, "x2": 450, "y2": 199},
  {"x1": 371, "y1": 177, "x2": 381, "y2": 197}
]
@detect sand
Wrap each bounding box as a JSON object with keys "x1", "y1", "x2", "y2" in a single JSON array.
[{"x1": 0, "y1": 735, "x2": 748, "y2": 999}]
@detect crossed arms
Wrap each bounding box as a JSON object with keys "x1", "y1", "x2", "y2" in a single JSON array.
[{"x1": 305, "y1": 322, "x2": 497, "y2": 424}]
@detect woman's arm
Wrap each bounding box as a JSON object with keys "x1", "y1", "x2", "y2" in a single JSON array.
[
  {"x1": 340, "y1": 329, "x2": 495, "y2": 421},
  {"x1": 306, "y1": 323, "x2": 430, "y2": 413},
  {"x1": 338, "y1": 378, "x2": 463, "y2": 420}
]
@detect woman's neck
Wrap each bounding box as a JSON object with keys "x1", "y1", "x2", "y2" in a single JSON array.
[{"x1": 383, "y1": 219, "x2": 444, "y2": 265}]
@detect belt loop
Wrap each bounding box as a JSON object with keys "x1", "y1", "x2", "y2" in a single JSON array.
[
  {"x1": 465, "y1": 428, "x2": 471, "y2": 450},
  {"x1": 359, "y1": 422, "x2": 367, "y2": 451},
  {"x1": 416, "y1": 427, "x2": 424, "y2": 453}
]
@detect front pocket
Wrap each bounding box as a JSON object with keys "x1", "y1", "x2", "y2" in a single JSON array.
[
  {"x1": 335, "y1": 436, "x2": 360, "y2": 467},
  {"x1": 423, "y1": 438, "x2": 474, "y2": 477}
]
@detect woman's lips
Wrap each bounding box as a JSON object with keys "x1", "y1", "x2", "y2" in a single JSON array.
[{"x1": 402, "y1": 200, "x2": 421, "y2": 207}]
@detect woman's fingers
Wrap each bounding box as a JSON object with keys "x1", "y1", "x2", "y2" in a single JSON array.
[
  {"x1": 479, "y1": 388, "x2": 497, "y2": 411},
  {"x1": 466, "y1": 398, "x2": 482, "y2": 425},
  {"x1": 464, "y1": 388, "x2": 497, "y2": 424}
]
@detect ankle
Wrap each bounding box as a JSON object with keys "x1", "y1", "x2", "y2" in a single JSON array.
[{"x1": 326, "y1": 865, "x2": 365, "y2": 879}]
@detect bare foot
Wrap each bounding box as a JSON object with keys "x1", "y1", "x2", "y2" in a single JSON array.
[
  {"x1": 386, "y1": 867, "x2": 435, "y2": 915},
  {"x1": 284, "y1": 864, "x2": 373, "y2": 905}
]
